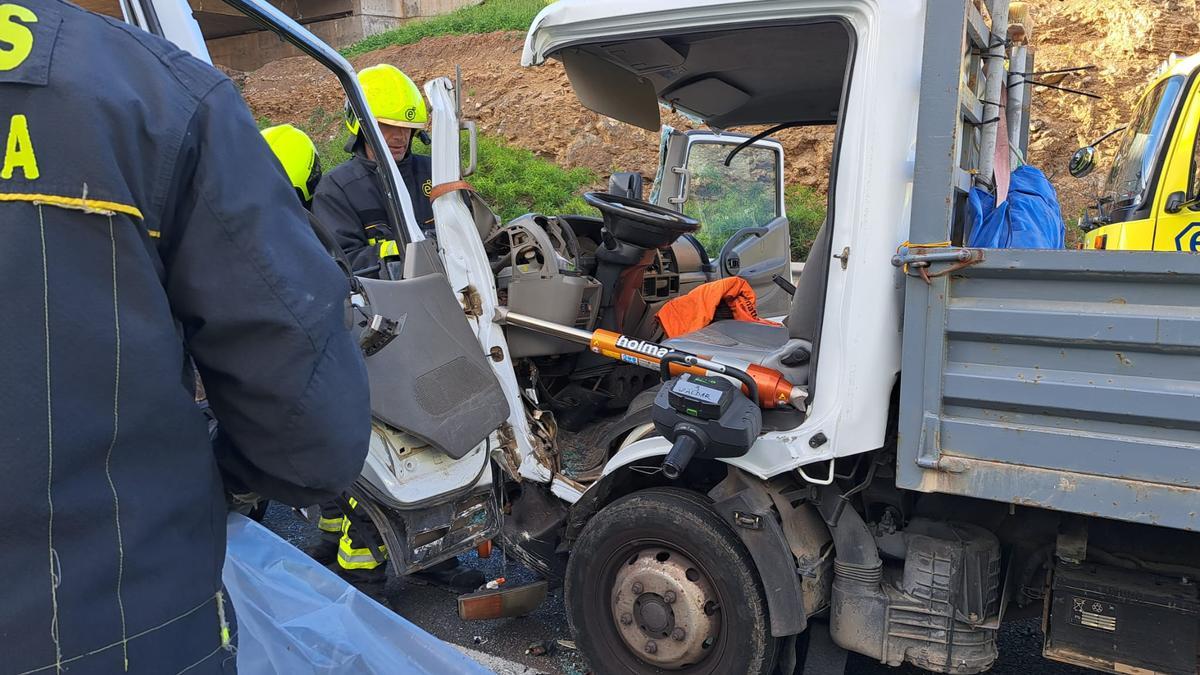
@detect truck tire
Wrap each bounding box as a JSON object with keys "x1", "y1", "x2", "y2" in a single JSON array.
[{"x1": 566, "y1": 487, "x2": 777, "y2": 674}]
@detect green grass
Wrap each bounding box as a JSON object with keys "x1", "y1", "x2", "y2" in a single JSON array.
[
  {"x1": 405, "y1": 133, "x2": 595, "y2": 221},
  {"x1": 786, "y1": 185, "x2": 826, "y2": 261},
  {"x1": 682, "y1": 146, "x2": 780, "y2": 256},
  {"x1": 259, "y1": 113, "x2": 595, "y2": 220},
  {"x1": 304, "y1": 107, "x2": 352, "y2": 169},
  {"x1": 456, "y1": 135, "x2": 595, "y2": 221},
  {"x1": 683, "y1": 182, "x2": 826, "y2": 263},
  {"x1": 342, "y1": 0, "x2": 551, "y2": 57}
]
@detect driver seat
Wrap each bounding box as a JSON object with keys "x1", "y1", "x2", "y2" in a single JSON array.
[{"x1": 662, "y1": 219, "x2": 831, "y2": 388}]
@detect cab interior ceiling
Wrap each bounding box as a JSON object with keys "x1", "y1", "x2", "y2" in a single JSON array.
[{"x1": 554, "y1": 20, "x2": 852, "y2": 131}]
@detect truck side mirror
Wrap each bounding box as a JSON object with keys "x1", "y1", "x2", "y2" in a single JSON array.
[
  {"x1": 609, "y1": 171, "x2": 645, "y2": 200},
  {"x1": 1164, "y1": 191, "x2": 1200, "y2": 214},
  {"x1": 1069, "y1": 146, "x2": 1097, "y2": 178}
]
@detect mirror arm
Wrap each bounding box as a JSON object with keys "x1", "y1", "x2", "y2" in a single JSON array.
[
  {"x1": 1166, "y1": 191, "x2": 1200, "y2": 214},
  {"x1": 1090, "y1": 126, "x2": 1127, "y2": 148}
]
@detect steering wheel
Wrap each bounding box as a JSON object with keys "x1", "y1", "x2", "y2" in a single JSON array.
[{"x1": 583, "y1": 191, "x2": 701, "y2": 229}]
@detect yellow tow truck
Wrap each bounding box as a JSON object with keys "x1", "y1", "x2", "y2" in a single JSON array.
[{"x1": 1074, "y1": 53, "x2": 1200, "y2": 252}]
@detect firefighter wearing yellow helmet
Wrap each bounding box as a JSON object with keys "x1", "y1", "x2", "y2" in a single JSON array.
[
  {"x1": 260, "y1": 123, "x2": 323, "y2": 209},
  {"x1": 307, "y1": 65, "x2": 483, "y2": 590},
  {"x1": 312, "y1": 64, "x2": 436, "y2": 276},
  {"x1": 343, "y1": 64, "x2": 429, "y2": 134}
]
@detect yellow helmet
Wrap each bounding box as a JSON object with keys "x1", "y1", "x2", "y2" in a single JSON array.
[
  {"x1": 260, "y1": 124, "x2": 322, "y2": 204},
  {"x1": 344, "y1": 64, "x2": 428, "y2": 135}
]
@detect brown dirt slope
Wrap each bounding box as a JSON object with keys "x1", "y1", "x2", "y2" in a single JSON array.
[
  {"x1": 241, "y1": 31, "x2": 833, "y2": 191},
  {"x1": 1027, "y1": 0, "x2": 1200, "y2": 217},
  {"x1": 242, "y1": 0, "x2": 1200, "y2": 216}
]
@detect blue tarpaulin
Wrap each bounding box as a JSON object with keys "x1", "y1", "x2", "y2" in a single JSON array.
[
  {"x1": 223, "y1": 514, "x2": 491, "y2": 674},
  {"x1": 967, "y1": 165, "x2": 1065, "y2": 249}
]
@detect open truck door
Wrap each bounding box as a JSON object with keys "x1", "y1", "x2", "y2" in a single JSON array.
[
  {"x1": 135, "y1": 0, "x2": 512, "y2": 576},
  {"x1": 654, "y1": 129, "x2": 792, "y2": 316}
]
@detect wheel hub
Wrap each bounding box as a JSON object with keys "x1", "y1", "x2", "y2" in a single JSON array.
[{"x1": 610, "y1": 546, "x2": 720, "y2": 669}]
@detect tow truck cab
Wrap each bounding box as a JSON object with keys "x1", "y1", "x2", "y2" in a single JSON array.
[{"x1": 1081, "y1": 53, "x2": 1200, "y2": 253}]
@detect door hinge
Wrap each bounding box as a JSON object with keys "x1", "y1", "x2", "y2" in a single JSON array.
[
  {"x1": 460, "y1": 286, "x2": 483, "y2": 317},
  {"x1": 833, "y1": 246, "x2": 850, "y2": 269},
  {"x1": 916, "y1": 412, "x2": 941, "y2": 469},
  {"x1": 890, "y1": 247, "x2": 979, "y2": 269}
]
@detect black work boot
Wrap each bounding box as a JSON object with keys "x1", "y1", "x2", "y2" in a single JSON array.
[{"x1": 413, "y1": 557, "x2": 486, "y2": 592}]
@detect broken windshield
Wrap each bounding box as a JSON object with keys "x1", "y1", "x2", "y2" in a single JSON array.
[{"x1": 1102, "y1": 75, "x2": 1184, "y2": 210}]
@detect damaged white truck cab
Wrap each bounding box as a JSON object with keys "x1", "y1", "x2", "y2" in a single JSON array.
[
  {"x1": 521, "y1": 0, "x2": 919, "y2": 481},
  {"x1": 142, "y1": 0, "x2": 1200, "y2": 673}
]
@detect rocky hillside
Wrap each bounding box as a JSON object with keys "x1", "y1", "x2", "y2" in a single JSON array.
[
  {"x1": 1028, "y1": 0, "x2": 1200, "y2": 217},
  {"x1": 241, "y1": 0, "x2": 1200, "y2": 222}
]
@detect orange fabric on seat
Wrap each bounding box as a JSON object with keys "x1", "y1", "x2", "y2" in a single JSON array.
[{"x1": 657, "y1": 276, "x2": 782, "y2": 338}]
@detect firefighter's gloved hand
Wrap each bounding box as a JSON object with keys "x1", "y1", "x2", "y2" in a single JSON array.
[{"x1": 212, "y1": 428, "x2": 343, "y2": 507}]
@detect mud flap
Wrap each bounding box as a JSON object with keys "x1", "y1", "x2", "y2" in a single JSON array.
[
  {"x1": 501, "y1": 484, "x2": 569, "y2": 585},
  {"x1": 709, "y1": 474, "x2": 808, "y2": 637}
]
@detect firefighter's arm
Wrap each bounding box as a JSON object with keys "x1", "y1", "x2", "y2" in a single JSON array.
[
  {"x1": 159, "y1": 79, "x2": 371, "y2": 506},
  {"x1": 311, "y1": 179, "x2": 383, "y2": 276}
]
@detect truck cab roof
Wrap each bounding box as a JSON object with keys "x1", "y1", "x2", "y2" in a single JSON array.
[
  {"x1": 521, "y1": 0, "x2": 855, "y2": 131},
  {"x1": 1151, "y1": 51, "x2": 1200, "y2": 85}
]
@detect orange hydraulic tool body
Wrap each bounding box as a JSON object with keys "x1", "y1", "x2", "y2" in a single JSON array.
[{"x1": 495, "y1": 309, "x2": 806, "y2": 410}]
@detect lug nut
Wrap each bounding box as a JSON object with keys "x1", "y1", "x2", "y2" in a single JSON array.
[
  {"x1": 663, "y1": 591, "x2": 677, "y2": 604},
  {"x1": 644, "y1": 640, "x2": 658, "y2": 654},
  {"x1": 631, "y1": 582, "x2": 644, "y2": 595},
  {"x1": 671, "y1": 628, "x2": 686, "y2": 642},
  {"x1": 619, "y1": 613, "x2": 632, "y2": 626}
]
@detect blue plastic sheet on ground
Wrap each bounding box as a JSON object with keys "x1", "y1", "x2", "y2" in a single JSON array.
[
  {"x1": 967, "y1": 165, "x2": 1065, "y2": 249},
  {"x1": 223, "y1": 514, "x2": 491, "y2": 674}
]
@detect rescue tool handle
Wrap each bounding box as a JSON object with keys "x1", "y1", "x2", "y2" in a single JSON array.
[
  {"x1": 661, "y1": 434, "x2": 699, "y2": 480},
  {"x1": 659, "y1": 352, "x2": 760, "y2": 406}
]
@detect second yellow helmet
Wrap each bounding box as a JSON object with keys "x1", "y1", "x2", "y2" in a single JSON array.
[
  {"x1": 260, "y1": 123, "x2": 322, "y2": 204},
  {"x1": 344, "y1": 64, "x2": 428, "y2": 135}
]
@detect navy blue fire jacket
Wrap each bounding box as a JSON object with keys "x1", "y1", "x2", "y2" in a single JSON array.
[
  {"x1": 312, "y1": 151, "x2": 435, "y2": 276},
  {"x1": 0, "y1": 0, "x2": 371, "y2": 672}
]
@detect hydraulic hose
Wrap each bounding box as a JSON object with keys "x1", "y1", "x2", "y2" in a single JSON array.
[
  {"x1": 816, "y1": 484, "x2": 882, "y2": 582},
  {"x1": 816, "y1": 484, "x2": 887, "y2": 660}
]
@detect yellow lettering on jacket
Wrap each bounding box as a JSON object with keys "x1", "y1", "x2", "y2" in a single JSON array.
[
  {"x1": 0, "y1": 3, "x2": 38, "y2": 71},
  {"x1": 2, "y1": 114, "x2": 38, "y2": 180}
]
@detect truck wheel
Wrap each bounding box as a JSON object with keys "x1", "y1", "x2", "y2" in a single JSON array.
[{"x1": 566, "y1": 488, "x2": 777, "y2": 674}]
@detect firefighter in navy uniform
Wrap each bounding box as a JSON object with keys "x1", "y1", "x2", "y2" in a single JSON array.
[
  {"x1": 310, "y1": 64, "x2": 483, "y2": 591},
  {"x1": 312, "y1": 64, "x2": 436, "y2": 276},
  {"x1": 260, "y1": 124, "x2": 355, "y2": 558},
  {"x1": 0, "y1": 1, "x2": 370, "y2": 673}
]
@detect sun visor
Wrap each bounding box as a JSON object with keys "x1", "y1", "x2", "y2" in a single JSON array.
[
  {"x1": 560, "y1": 48, "x2": 661, "y2": 131},
  {"x1": 663, "y1": 78, "x2": 749, "y2": 118}
]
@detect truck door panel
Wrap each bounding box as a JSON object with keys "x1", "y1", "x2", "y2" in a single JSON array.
[
  {"x1": 655, "y1": 130, "x2": 792, "y2": 316},
  {"x1": 1152, "y1": 68, "x2": 1200, "y2": 252},
  {"x1": 719, "y1": 215, "x2": 792, "y2": 316},
  {"x1": 1084, "y1": 218, "x2": 1156, "y2": 250},
  {"x1": 358, "y1": 273, "x2": 509, "y2": 460}
]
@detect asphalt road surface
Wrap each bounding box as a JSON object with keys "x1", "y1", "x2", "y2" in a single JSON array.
[{"x1": 263, "y1": 504, "x2": 1091, "y2": 675}]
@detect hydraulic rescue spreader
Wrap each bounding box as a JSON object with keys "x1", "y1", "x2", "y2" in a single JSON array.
[{"x1": 495, "y1": 308, "x2": 807, "y2": 410}]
